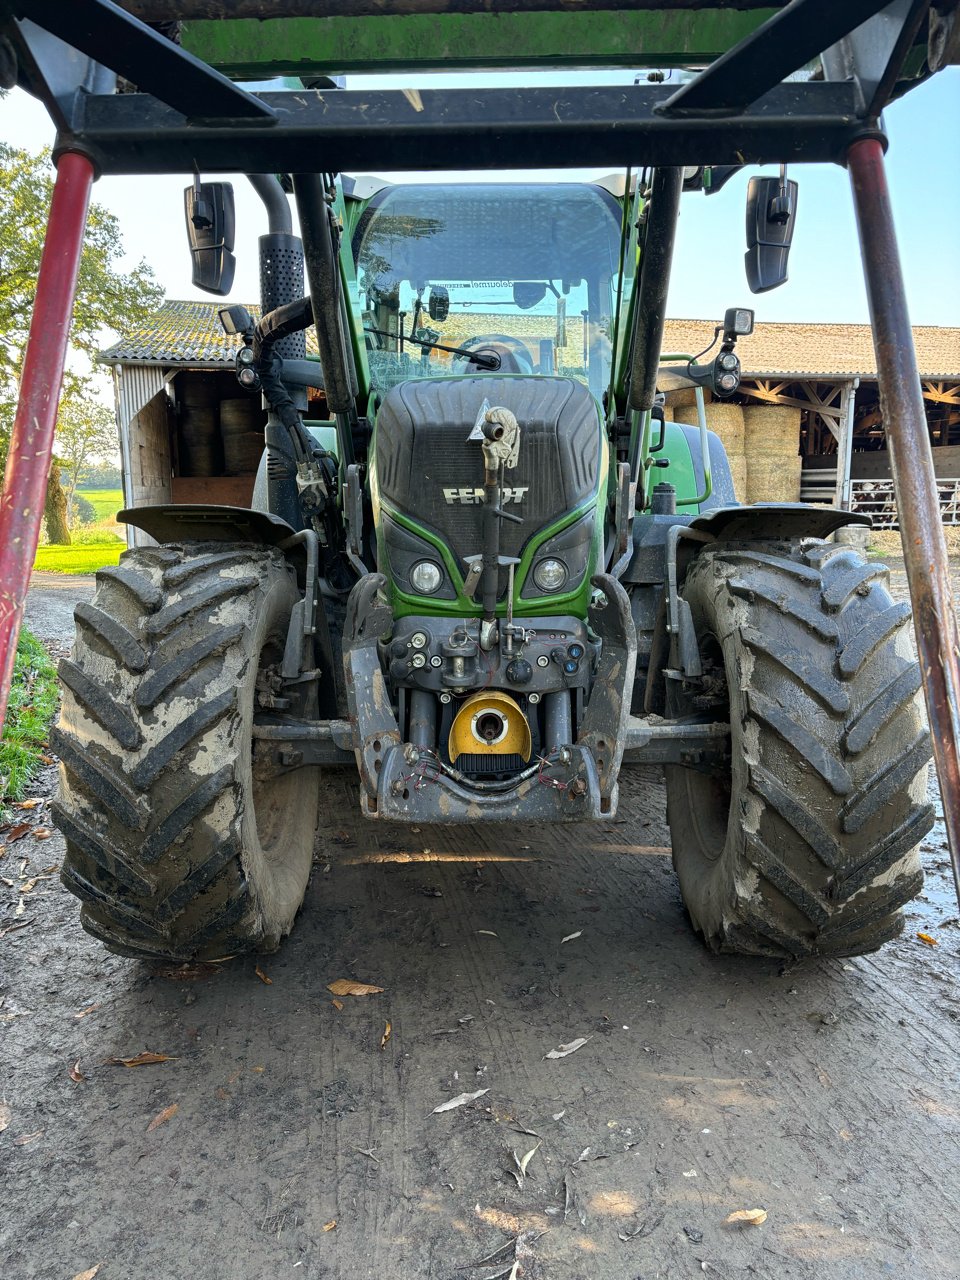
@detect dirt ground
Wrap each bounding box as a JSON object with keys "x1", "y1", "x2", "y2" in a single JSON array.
[{"x1": 2, "y1": 567, "x2": 959, "y2": 1280}]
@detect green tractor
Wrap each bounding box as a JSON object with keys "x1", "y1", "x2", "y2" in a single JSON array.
[
  {"x1": 23, "y1": 4, "x2": 938, "y2": 965},
  {"x1": 53, "y1": 167, "x2": 932, "y2": 964}
]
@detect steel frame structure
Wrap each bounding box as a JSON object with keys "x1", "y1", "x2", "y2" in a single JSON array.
[{"x1": 1, "y1": 0, "x2": 959, "y2": 905}]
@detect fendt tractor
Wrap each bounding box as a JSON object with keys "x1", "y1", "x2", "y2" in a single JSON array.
[{"x1": 2, "y1": 1, "x2": 955, "y2": 967}]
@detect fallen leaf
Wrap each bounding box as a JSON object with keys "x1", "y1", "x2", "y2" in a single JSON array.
[
  {"x1": 0, "y1": 1101, "x2": 10, "y2": 1132},
  {"x1": 327, "y1": 979, "x2": 384, "y2": 997},
  {"x1": 380, "y1": 1021, "x2": 392, "y2": 1050},
  {"x1": 33, "y1": 827, "x2": 51, "y2": 840},
  {"x1": 20, "y1": 877, "x2": 39, "y2": 894},
  {"x1": 254, "y1": 965, "x2": 273, "y2": 985},
  {"x1": 105, "y1": 1051, "x2": 178, "y2": 1067},
  {"x1": 561, "y1": 931, "x2": 582, "y2": 944},
  {"x1": 331, "y1": 998, "x2": 344, "y2": 1011},
  {"x1": 432, "y1": 1087, "x2": 490, "y2": 1114},
  {"x1": 14, "y1": 1129, "x2": 42, "y2": 1146},
  {"x1": 74, "y1": 1003, "x2": 101, "y2": 1020},
  {"x1": 6, "y1": 823, "x2": 30, "y2": 842},
  {"x1": 68, "y1": 1060, "x2": 87, "y2": 1084},
  {"x1": 14, "y1": 799, "x2": 43, "y2": 810},
  {"x1": 917, "y1": 932, "x2": 939, "y2": 947},
  {"x1": 39, "y1": 754, "x2": 53, "y2": 765},
  {"x1": 725, "y1": 1208, "x2": 767, "y2": 1226},
  {"x1": 518, "y1": 1142, "x2": 541, "y2": 1176},
  {"x1": 71, "y1": 1268, "x2": 101, "y2": 1280},
  {"x1": 322, "y1": 1220, "x2": 337, "y2": 1233},
  {"x1": 477, "y1": 930, "x2": 498, "y2": 937},
  {"x1": 146, "y1": 1103, "x2": 179, "y2": 1132},
  {"x1": 545, "y1": 1036, "x2": 591, "y2": 1060}
]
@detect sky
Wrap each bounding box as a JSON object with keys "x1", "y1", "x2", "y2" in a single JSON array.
[{"x1": 1, "y1": 65, "x2": 958, "y2": 331}]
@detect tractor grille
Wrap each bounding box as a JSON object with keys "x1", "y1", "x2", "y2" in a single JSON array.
[{"x1": 454, "y1": 753, "x2": 525, "y2": 776}]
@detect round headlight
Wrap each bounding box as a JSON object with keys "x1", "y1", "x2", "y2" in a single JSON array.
[
  {"x1": 410, "y1": 560, "x2": 443, "y2": 594},
  {"x1": 533, "y1": 557, "x2": 568, "y2": 593}
]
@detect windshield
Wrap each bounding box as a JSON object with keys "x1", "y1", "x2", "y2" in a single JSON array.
[{"x1": 352, "y1": 183, "x2": 623, "y2": 399}]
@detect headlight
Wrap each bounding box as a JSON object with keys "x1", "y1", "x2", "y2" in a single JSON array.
[
  {"x1": 410, "y1": 560, "x2": 443, "y2": 594},
  {"x1": 533, "y1": 558, "x2": 567, "y2": 592}
]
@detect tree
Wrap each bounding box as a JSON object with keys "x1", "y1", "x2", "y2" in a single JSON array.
[
  {"x1": 0, "y1": 142, "x2": 164, "y2": 390},
  {"x1": 54, "y1": 393, "x2": 118, "y2": 526},
  {"x1": 0, "y1": 141, "x2": 163, "y2": 537}
]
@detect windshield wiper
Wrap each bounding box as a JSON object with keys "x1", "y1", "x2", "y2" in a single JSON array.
[{"x1": 363, "y1": 327, "x2": 500, "y2": 371}]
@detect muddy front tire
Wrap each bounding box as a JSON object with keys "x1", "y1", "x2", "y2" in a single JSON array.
[
  {"x1": 53, "y1": 544, "x2": 320, "y2": 961},
  {"x1": 665, "y1": 540, "x2": 932, "y2": 959}
]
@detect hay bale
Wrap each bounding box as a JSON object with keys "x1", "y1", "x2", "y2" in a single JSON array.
[
  {"x1": 675, "y1": 402, "x2": 746, "y2": 456},
  {"x1": 726, "y1": 455, "x2": 748, "y2": 504},
  {"x1": 746, "y1": 453, "x2": 803, "y2": 504},
  {"x1": 743, "y1": 405, "x2": 801, "y2": 455}
]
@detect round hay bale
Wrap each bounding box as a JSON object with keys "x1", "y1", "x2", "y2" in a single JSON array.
[
  {"x1": 223, "y1": 431, "x2": 264, "y2": 476},
  {"x1": 220, "y1": 398, "x2": 262, "y2": 435},
  {"x1": 179, "y1": 440, "x2": 222, "y2": 478},
  {"x1": 746, "y1": 452, "x2": 802, "y2": 504},
  {"x1": 726, "y1": 455, "x2": 748, "y2": 504},
  {"x1": 180, "y1": 406, "x2": 219, "y2": 444},
  {"x1": 743, "y1": 405, "x2": 801, "y2": 455},
  {"x1": 177, "y1": 373, "x2": 222, "y2": 409}
]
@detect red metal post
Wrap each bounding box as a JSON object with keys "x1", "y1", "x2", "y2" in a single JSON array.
[
  {"x1": 0, "y1": 150, "x2": 95, "y2": 729},
  {"x1": 847, "y1": 137, "x2": 960, "y2": 908}
]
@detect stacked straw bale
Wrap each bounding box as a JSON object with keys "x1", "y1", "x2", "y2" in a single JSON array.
[
  {"x1": 742, "y1": 405, "x2": 803, "y2": 503},
  {"x1": 673, "y1": 400, "x2": 747, "y2": 503}
]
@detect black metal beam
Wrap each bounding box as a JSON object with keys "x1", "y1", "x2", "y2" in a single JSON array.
[
  {"x1": 660, "y1": 0, "x2": 893, "y2": 115},
  {"x1": 63, "y1": 81, "x2": 867, "y2": 174},
  {"x1": 120, "y1": 1, "x2": 786, "y2": 18},
  {"x1": 11, "y1": 0, "x2": 275, "y2": 122}
]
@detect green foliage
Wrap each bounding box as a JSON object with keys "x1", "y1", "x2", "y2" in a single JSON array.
[
  {"x1": 75, "y1": 487, "x2": 123, "y2": 520},
  {"x1": 55, "y1": 392, "x2": 118, "y2": 524},
  {"x1": 73, "y1": 493, "x2": 97, "y2": 525},
  {"x1": 0, "y1": 628, "x2": 59, "y2": 803},
  {"x1": 33, "y1": 541, "x2": 124, "y2": 574},
  {"x1": 78, "y1": 461, "x2": 122, "y2": 489},
  {"x1": 0, "y1": 142, "x2": 163, "y2": 392}
]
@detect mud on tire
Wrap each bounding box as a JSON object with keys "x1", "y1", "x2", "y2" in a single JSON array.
[
  {"x1": 665, "y1": 539, "x2": 933, "y2": 959},
  {"x1": 53, "y1": 543, "x2": 320, "y2": 961}
]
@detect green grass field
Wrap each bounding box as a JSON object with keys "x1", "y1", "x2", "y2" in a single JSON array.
[
  {"x1": 33, "y1": 486, "x2": 126, "y2": 574},
  {"x1": 0, "y1": 628, "x2": 59, "y2": 803},
  {"x1": 33, "y1": 542, "x2": 124, "y2": 574},
  {"x1": 77, "y1": 487, "x2": 123, "y2": 519}
]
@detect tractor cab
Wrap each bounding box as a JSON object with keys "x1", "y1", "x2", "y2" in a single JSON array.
[{"x1": 352, "y1": 182, "x2": 623, "y2": 399}]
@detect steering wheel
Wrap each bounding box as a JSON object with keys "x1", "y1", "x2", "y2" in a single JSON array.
[{"x1": 454, "y1": 333, "x2": 535, "y2": 374}]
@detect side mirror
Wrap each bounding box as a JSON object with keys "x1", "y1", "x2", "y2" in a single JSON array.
[
  {"x1": 513, "y1": 281, "x2": 547, "y2": 310},
  {"x1": 184, "y1": 180, "x2": 236, "y2": 296},
  {"x1": 428, "y1": 286, "x2": 449, "y2": 322},
  {"x1": 745, "y1": 173, "x2": 798, "y2": 294}
]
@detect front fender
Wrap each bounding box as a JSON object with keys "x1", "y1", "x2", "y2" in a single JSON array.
[{"x1": 689, "y1": 502, "x2": 870, "y2": 543}]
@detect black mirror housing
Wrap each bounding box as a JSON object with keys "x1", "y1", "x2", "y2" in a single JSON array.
[
  {"x1": 745, "y1": 175, "x2": 798, "y2": 294},
  {"x1": 184, "y1": 181, "x2": 237, "y2": 296},
  {"x1": 428, "y1": 286, "x2": 449, "y2": 322}
]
